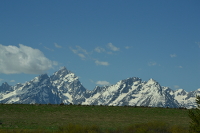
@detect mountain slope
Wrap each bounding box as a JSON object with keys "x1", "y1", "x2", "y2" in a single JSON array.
[
  {"x1": 50, "y1": 67, "x2": 88, "y2": 104},
  {"x1": 83, "y1": 78, "x2": 179, "y2": 108},
  {"x1": 0, "y1": 74, "x2": 60, "y2": 104},
  {"x1": 0, "y1": 67, "x2": 199, "y2": 108}
]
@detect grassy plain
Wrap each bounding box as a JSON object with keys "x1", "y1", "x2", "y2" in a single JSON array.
[{"x1": 0, "y1": 104, "x2": 190, "y2": 132}]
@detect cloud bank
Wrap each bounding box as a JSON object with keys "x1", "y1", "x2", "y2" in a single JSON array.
[{"x1": 0, "y1": 44, "x2": 57, "y2": 74}]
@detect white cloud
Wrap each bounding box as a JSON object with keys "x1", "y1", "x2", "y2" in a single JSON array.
[
  {"x1": 54, "y1": 43, "x2": 62, "y2": 48},
  {"x1": 125, "y1": 46, "x2": 131, "y2": 49},
  {"x1": 95, "y1": 43, "x2": 120, "y2": 54},
  {"x1": 148, "y1": 62, "x2": 157, "y2": 66},
  {"x1": 44, "y1": 46, "x2": 54, "y2": 51},
  {"x1": 170, "y1": 54, "x2": 177, "y2": 58},
  {"x1": 10, "y1": 80, "x2": 15, "y2": 82},
  {"x1": 94, "y1": 47, "x2": 105, "y2": 53},
  {"x1": 0, "y1": 44, "x2": 57, "y2": 74},
  {"x1": 70, "y1": 47, "x2": 77, "y2": 54},
  {"x1": 95, "y1": 60, "x2": 109, "y2": 66},
  {"x1": 70, "y1": 46, "x2": 89, "y2": 60},
  {"x1": 52, "y1": 61, "x2": 58, "y2": 66},
  {"x1": 107, "y1": 51, "x2": 113, "y2": 54},
  {"x1": 78, "y1": 53, "x2": 86, "y2": 59},
  {"x1": 76, "y1": 46, "x2": 89, "y2": 55},
  {"x1": 195, "y1": 42, "x2": 200, "y2": 48},
  {"x1": 178, "y1": 66, "x2": 183, "y2": 68},
  {"x1": 89, "y1": 79, "x2": 94, "y2": 83},
  {"x1": 174, "y1": 85, "x2": 180, "y2": 89},
  {"x1": 96, "y1": 81, "x2": 110, "y2": 86},
  {"x1": 107, "y1": 43, "x2": 120, "y2": 51}
]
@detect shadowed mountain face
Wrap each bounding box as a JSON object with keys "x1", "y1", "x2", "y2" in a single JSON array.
[
  {"x1": 0, "y1": 82, "x2": 14, "y2": 94},
  {"x1": 0, "y1": 67, "x2": 199, "y2": 108}
]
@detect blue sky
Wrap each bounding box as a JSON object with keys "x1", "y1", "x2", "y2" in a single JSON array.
[{"x1": 0, "y1": 0, "x2": 199, "y2": 91}]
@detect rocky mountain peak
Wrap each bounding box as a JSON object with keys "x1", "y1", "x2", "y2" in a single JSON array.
[
  {"x1": 196, "y1": 88, "x2": 200, "y2": 92},
  {"x1": 56, "y1": 67, "x2": 71, "y2": 75},
  {"x1": 175, "y1": 89, "x2": 187, "y2": 96},
  {"x1": 0, "y1": 82, "x2": 13, "y2": 93},
  {"x1": 1, "y1": 82, "x2": 9, "y2": 87},
  {"x1": 39, "y1": 73, "x2": 49, "y2": 80},
  {"x1": 51, "y1": 67, "x2": 72, "y2": 81},
  {"x1": 147, "y1": 78, "x2": 157, "y2": 84},
  {"x1": 31, "y1": 73, "x2": 49, "y2": 84}
]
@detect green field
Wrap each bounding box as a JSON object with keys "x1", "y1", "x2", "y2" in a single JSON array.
[{"x1": 0, "y1": 104, "x2": 190, "y2": 132}]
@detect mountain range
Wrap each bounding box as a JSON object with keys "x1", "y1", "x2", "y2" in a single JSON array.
[{"x1": 0, "y1": 67, "x2": 199, "y2": 108}]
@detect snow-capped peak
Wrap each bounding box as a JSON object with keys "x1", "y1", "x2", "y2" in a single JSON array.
[
  {"x1": 147, "y1": 78, "x2": 157, "y2": 84},
  {"x1": 196, "y1": 88, "x2": 200, "y2": 92},
  {"x1": 36, "y1": 74, "x2": 49, "y2": 81},
  {"x1": 1, "y1": 82, "x2": 9, "y2": 87},
  {"x1": 51, "y1": 67, "x2": 72, "y2": 81},
  {"x1": 175, "y1": 89, "x2": 187, "y2": 96},
  {"x1": 0, "y1": 66, "x2": 199, "y2": 108}
]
